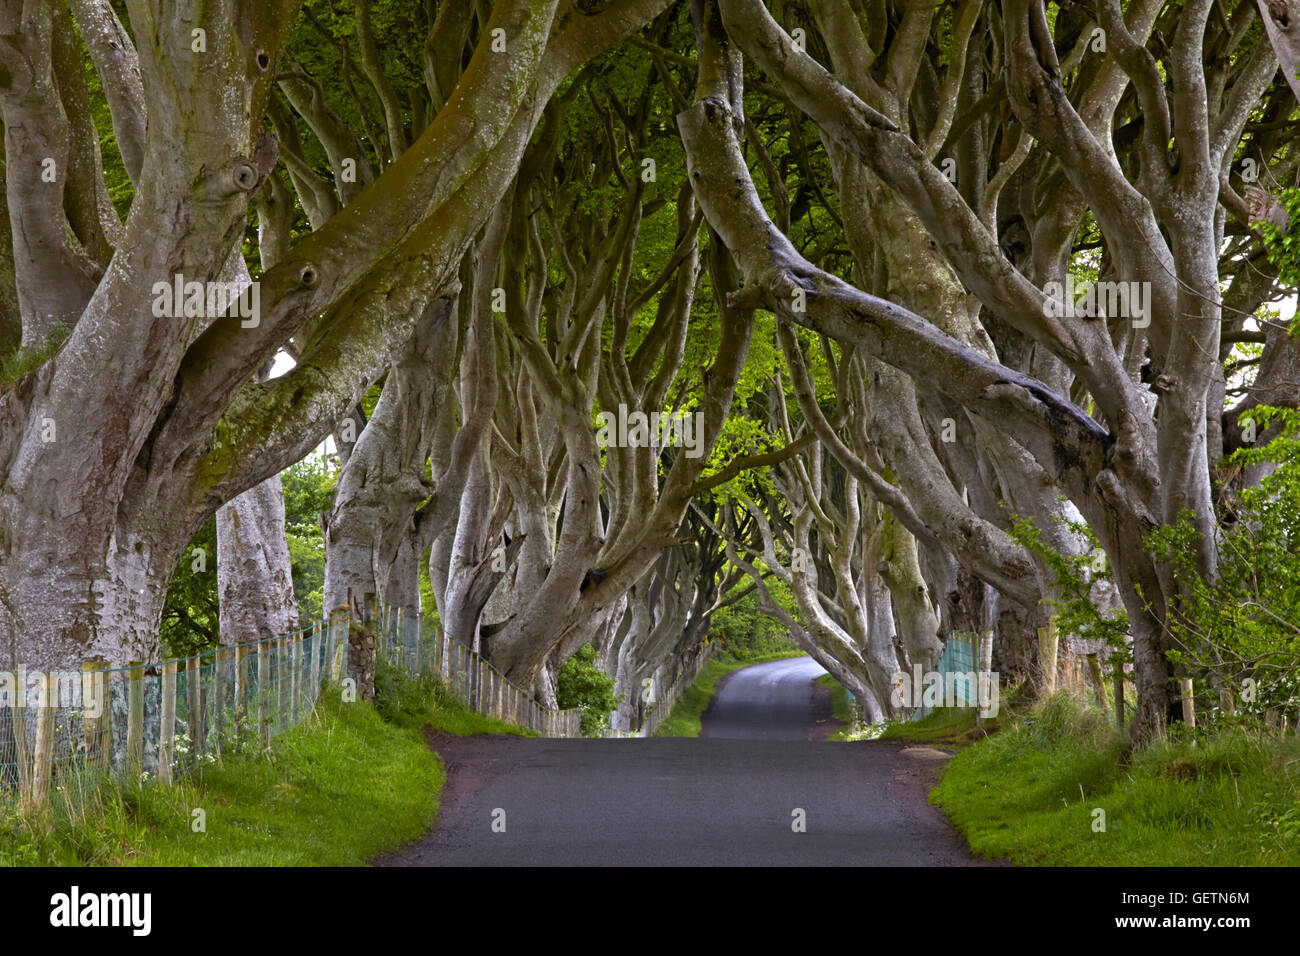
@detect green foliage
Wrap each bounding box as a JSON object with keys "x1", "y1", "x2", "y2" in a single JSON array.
[
  {"x1": 1143, "y1": 407, "x2": 1300, "y2": 724},
  {"x1": 287, "y1": 532, "x2": 325, "y2": 622},
  {"x1": 418, "y1": 548, "x2": 441, "y2": 628},
  {"x1": 817, "y1": 672, "x2": 854, "y2": 724},
  {"x1": 710, "y1": 582, "x2": 801, "y2": 661},
  {"x1": 0, "y1": 324, "x2": 70, "y2": 393},
  {"x1": 282, "y1": 454, "x2": 337, "y2": 531},
  {"x1": 555, "y1": 643, "x2": 622, "y2": 737},
  {"x1": 1255, "y1": 187, "x2": 1300, "y2": 291},
  {"x1": 160, "y1": 517, "x2": 219, "y2": 659},
  {"x1": 283, "y1": 455, "x2": 335, "y2": 620},
  {"x1": 1007, "y1": 513, "x2": 1130, "y2": 664},
  {"x1": 83, "y1": 45, "x2": 133, "y2": 219},
  {"x1": 161, "y1": 455, "x2": 337, "y2": 656}
]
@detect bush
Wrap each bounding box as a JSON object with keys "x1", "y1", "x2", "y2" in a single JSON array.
[{"x1": 556, "y1": 644, "x2": 622, "y2": 737}]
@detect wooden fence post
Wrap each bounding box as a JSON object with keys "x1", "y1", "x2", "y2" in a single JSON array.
[
  {"x1": 309, "y1": 620, "x2": 323, "y2": 703},
  {"x1": 1180, "y1": 677, "x2": 1196, "y2": 728},
  {"x1": 276, "y1": 637, "x2": 288, "y2": 733},
  {"x1": 31, "y1": 673, "x2": 54, "y2": 806},
  {"x1": 258, "y1": 642, "x2": 271, "y2": 749},
  {"x1": 379, "y1": 602, "x2": 390, "y2": 658},
  {"x1": 978, "y1": 630, "x2": 994, "y2": 709},
  {"x1": 186, "y1": 655, "x2": 203, "y2": 759},
  {"x1": 212, "y1": 647, "x2": 228, "y2": 758},
  {"x1": 328, "y1": 613, "x2": 345, "y2": 682},
  {"x1": 83, "y1": 660, "x2": 110, "y2": 775},
  {"x1": 453, "y1": 644, "x2": 462, "y2": 702},
  {"x1": 1086, "y1": 653, "x2": 1109, "y2": 711},
  {"x1": 416, "y1": 614, "x2": 426, "y2": 674},
  {"x1": 234, "y1": 643, "x2": 250, "y2": 742},
  {"x1": 1218, "y1": 683, "x2": 1237, "y2": 716},
  {"x1": 158, "y1": 661, "x2": 178, "y2": 785},
  {"x1": 463, "y1": 647, "x2": 471, "y2": 703},
  {"x1": 466, "y1": 648, "x2": 474, "y2": 704},
  {"x1": 414, "y1": 616, "x2": 425, "y2": 674},
  {"x1": 327, "y1": 621, "x2": 343, "y2": 686},
  {"x1": 395, "y1": 607, "x2": 404, "y2": 668},
  {"x1": 127, "y1": 661, "x2": 145, "y2": 774},
  {"x1": 1036, "y1": 620, "x2": 1059, "y2": 695}
]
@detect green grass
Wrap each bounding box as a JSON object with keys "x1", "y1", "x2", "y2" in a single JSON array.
[
  {"x1": 879, "y1": 707, "x2": 992, "y2": 744},
  {"x1": 2, "y1": 669, "x2": 533, "y2": 866},
  {"x1": 816, "y1": 672, "x2": 853, "y2": 723},
  {"x1": 0, "y1": 325, "x2": 68, "y2": 393},
  {"x1": 816, "y1": 673, "x2": 861, "y2": 740},
  {"x1": 930, "y1": 692, "x2": 1300, "y2": 866},
  {"x1": 871, "y1": 681, "x2": 1036, "y2": 745},
  {"x1": 650, "y1": 651, "x2": 806, "y2": 738},
  {"x1": 373, "y1": 660, "x2": 540, "y2": 738}
]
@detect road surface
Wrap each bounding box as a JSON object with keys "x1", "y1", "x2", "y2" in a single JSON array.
[
  {"x1": 379, "y1": 656, "x2": 996, "y2": 866},
  {"x1": 701, "y1": 655, "x2": 834, "y2": 740}
]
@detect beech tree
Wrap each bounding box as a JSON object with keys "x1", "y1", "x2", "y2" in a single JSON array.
[
  {"x1": 4, "y1": 0, "x2": 1297, "y2": 749},
  {"x1": 679, "y1": 0, "x2": 1300, "y2": 740},
  {"x1": 0, "y1": 0, "x2": 670, "y2": 673}
]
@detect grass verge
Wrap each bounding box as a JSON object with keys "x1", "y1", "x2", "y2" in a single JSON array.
[
  {"x1": 816, "y1": 672, "x2": 853, "y2": 723},
  {"x1": 816, "y1": 673, "x2": 862, "y2": 740},
  {"x1": 650, "y1": 651, "x2": 805, "y2": 738},
  {"x1": 2, "y1": 667, "x2": 532, "y2": 866},
  {"x1": 930, "y1": 692, "x2": 1300, "y2": 865}
]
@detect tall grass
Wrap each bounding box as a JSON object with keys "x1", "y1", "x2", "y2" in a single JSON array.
[
  {"x1": 1, "y1": 668, "x2": 535, "y2": 866},
  {"x1": 932, "y1": 691, "x2": 1300, "y2": 865}
]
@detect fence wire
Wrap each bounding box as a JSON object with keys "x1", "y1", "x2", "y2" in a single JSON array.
[
  {"x1": 370, "y1": 602, "x2": 581, "y2": 738},
  {"x1": 2, "y1": 599, "x2": 580, "y2": 816}
]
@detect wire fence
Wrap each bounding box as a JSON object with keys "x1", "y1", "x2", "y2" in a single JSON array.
[
  {"x1": 0, "y1": 611, "x2": 350, "y2": 817},
  {"x1": 904, "y1": 626, "x2": 1122, "y2": 722},
  {"x1": 907, "y1": 631, "x2": 994, "y2": 721},
  {"x1": 608, "y1": 641, "x2": 717, "y2": 738},
  {"x1": 1, "y1": 597, "x2": 579, "y2": 817},
  {"x1": 369, "y1": 600, "x2": 581, "y2": 738}
]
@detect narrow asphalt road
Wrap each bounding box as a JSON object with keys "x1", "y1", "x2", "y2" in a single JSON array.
[
  {"x1": 379, "y1": 656, "x2": 995, "y2": 866},
  {"x1": 701, "y1": 656, "x2": 832, "y2": 740}
]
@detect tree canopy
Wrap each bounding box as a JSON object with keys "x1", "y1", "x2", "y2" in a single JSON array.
[{"x1": 1, "y1": 0, "x2": 1298, "y2": 743}]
